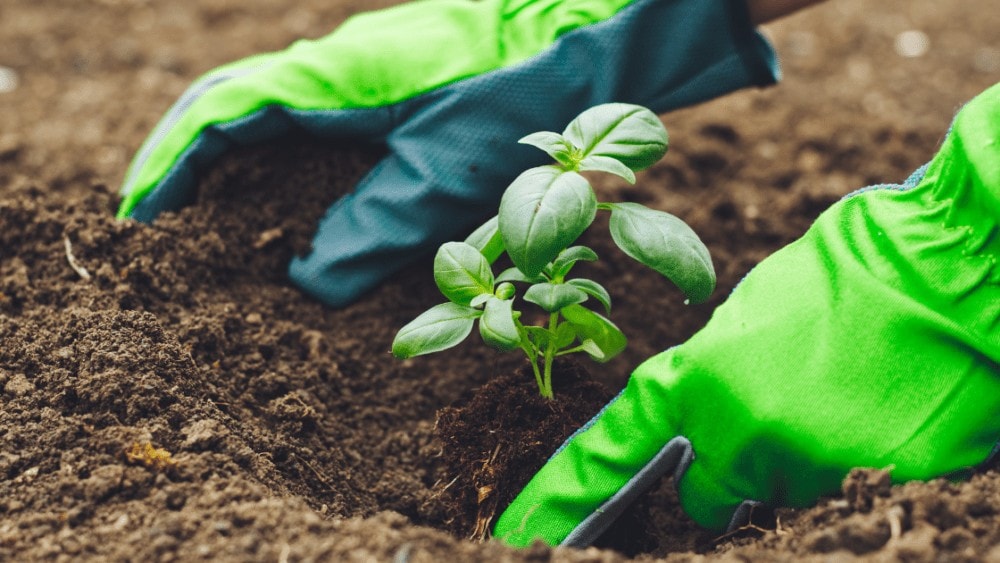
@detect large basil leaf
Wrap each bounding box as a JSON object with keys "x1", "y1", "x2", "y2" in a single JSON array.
[
  {"x1": 498, "y1": 166, "x2": 596, "y2": 277},
  {"x1": 607, "y1": 203, "x2": 715, "y2": 303}
]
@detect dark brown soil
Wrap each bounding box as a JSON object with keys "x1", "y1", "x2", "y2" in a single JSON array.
[
  {"x1": 2, "y1": 0, "x2": 1000, "y2": 561},
  {"x1": 431, "y1": 361, "x2": 613, "y2": 542}
]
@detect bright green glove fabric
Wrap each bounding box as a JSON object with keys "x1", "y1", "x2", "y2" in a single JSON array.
[
  {"x1": 116, "y1": 0, "x2": 777, "y2": 307},
  {"x1": 494, "y1": 81, "x2": 1000, "y2": 548}
]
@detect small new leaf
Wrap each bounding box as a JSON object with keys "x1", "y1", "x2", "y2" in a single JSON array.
[
  {"x1": 553, "y1": 322, "x2": 577, "y2": 349},
  {"x1": 577, "y1": 339, "x2": 607, "y2": 361},
  {"x1": 607, "y1": 203, "x2": 715, "y2": 304},
  {"x1": 523, "y1": 325, "x2": 552, "y2": 349},
  {"x1": 519, "y1": 131, "x2": 579, "y2": 168},
  {"x1": 434, "y1": 242, "x2": 494, "y2": 306},
  {"x1": 523, "y1": 283, "x2": 588, "y2": 313},
  {"x1": 469, "y1": 293, "x2": 492, "y2": 308},
  {"x1": 392, "y1": 303, "x2": 480, "y2": 358},
  {"x1": 563, "y1": 103, "x2": 668, "y2": 171},
  {"x1": 494, "y1": 281, "x2": 516, "y2": 300},
  {"x1": 578, "y1": 155, "x2": 636, "y2": 184},
  {"x1": 499, "y1": 166, "x2": 597, "y2": 277},
  {"x1": 548, "y1": 245, "x2": 598, "y2": 280}
]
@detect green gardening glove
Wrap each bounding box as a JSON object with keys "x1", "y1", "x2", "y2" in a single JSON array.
[
  {"x1": 115, "y1": 0, "x2": 777, "y2": 307},
  {"x1": 494, "y1": 81, "x2": 1000, "y2": 548}
]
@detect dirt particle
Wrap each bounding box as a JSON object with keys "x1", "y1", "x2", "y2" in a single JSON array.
[
  {"x1": 124, "y1": 442, "x2": 178, "y2": 472},
  {"x1": 3, "y1": 373, "x2": 33, "y2": 397},
  {"x1": 842, "y1": 467, "x2": 893, "y2": 512}
]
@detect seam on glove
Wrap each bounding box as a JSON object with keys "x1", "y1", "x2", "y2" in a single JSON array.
[{"x1": 560, "y1": 436, "x2": 694, "y2": 548}]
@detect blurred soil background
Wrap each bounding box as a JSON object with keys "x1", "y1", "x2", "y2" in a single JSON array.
[{"x1": 1, "y1": 0, "x2": 999, "y2": 561}]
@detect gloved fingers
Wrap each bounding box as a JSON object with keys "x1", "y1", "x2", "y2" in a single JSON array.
[
  {"x1": 117, "y1": 42, "x2": 398, "y2": 222},
  {"x1": 492, "y1": 367, "x2": 697, "y2": 548},
  {"x1": 119, "y1": 52, "x2": 274, "y2": 220}
]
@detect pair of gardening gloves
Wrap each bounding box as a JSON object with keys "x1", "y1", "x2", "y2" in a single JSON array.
[{"x1": 118, "y1": 0, "x2": 1000, "y2": 549}]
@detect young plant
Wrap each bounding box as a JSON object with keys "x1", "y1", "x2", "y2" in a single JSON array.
[{"x1": 392, "y1": 103, "x2": 715, "y2": 399}]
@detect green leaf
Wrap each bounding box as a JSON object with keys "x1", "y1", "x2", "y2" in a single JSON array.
[
  {"x1": 566, "y1": 278, "x2": 612, "y2": 314},
  {"x1": 498, "y1": 166, "x2": 597, "y2": 277},
  {"x1": 496, "y1": 267, "x2": 546, "y2": 284},
  {"x1": 578, "y1": 154, "x2": 636, "y2": 184},
  {"x1": 518, "y1": 131, "x2": 578, "y2": 168},
  {"x1": 548, "y1": 245, "x2": 598, "y2": 280},
  {"x1": 523, "y1": 283, "x2": 588, "y2": 313},
  {"x1": 434, "y1": 241, "x2": 495, "y2": 306},
  {"x1": 577, "y1": 339, "x2": 607, "y2": 361},
  {"x1": 563, "y1": 103, "x2": 668, "y2": 172},
  {"x1": 464, "y1": 216, "x2": 504, "y2": 263},
  {"x1": 553, "y1": 322, "x2": 577, "y2": 349},
  {"x1": 392, "y1": 303, "x2": 480, "y2": 358},
  {"x1": 523, "y1": 325, "x2": 552, "y2": 349},
  {"x1": 561, "y1": 304, "x2": 626, "y2": 362},
  {"x1": 479, "y1": 297, "x2": 521, "y2": 351},
  {"x1": 607, "y1": 203, "x2": 715, "y2": 304}
]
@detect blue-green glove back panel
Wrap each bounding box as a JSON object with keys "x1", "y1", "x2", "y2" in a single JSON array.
[{"x1": 120, "y1": 0, "x2": 777, "y2": 307}]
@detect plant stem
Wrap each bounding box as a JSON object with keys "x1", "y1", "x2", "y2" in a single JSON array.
[
  {"x1": 524, "y1": 347, "x2": 545, "y2": 397},
  {"x1": 555, "y1": 344, "x2": 589, "y2": 356},
  {"x1": 540, "y1": 312, "x2": 559, "y2": 399},
  {"x1": 517, "y1": 321, "x2": 546, "y2": 398},
  {"x1": 530, "y1": 354, "x2": 546, "y2": 399}
]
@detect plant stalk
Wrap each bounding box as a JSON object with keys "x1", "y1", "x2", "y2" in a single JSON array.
[
  {"x1": 540, "y1": 312, "x2": 559, "y2": 399},
  {"x1": 517, "y1": 322, "x2": 547, "y2": 398}
]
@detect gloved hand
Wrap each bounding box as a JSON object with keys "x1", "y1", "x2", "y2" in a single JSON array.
[
  {"x1": 494, "y1": 82, "x2": 1000, "y2": 548},
  {"x1": 116, "y1": 0, "x2": 778, "y2": 307}
]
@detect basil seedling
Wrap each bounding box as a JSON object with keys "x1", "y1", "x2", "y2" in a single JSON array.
[{"x1": 393, "y1": 103, "x2": 714, "y2": 398}]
